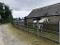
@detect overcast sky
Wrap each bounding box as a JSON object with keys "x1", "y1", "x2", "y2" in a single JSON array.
[{"x1": 0, "y1": 0, "x2": 60, "y2": 18}]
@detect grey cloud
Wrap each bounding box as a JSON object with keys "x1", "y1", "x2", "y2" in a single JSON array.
[{"x1": 0, "y1": 0, "x2": 60, "y2": 11}]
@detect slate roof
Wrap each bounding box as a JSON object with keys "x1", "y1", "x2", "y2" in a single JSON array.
[{"x1": 27, "y1": 3, "x2": 60, "y2": 18}]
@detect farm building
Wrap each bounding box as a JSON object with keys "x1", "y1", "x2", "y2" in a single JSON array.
[{"x1": 25, "y1": 3, "x2": 60, "y2": 33}]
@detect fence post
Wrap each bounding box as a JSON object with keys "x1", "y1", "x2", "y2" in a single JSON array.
[
  {"x1": 36, "y1": 20, "x2": 40, "y2": 35},
  {"x1": 59, "y1": 21, "x2": 60, "y2": 43}
]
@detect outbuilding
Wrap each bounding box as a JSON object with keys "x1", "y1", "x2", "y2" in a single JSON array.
[{"x1": 25, "y1": 3, "x2": 60, "y2": 33}]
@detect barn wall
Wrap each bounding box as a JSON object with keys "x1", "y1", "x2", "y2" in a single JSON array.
[
  {"x1": 27, "y1": 18, "x2": 33, "y2": 24},
  {"x1": 27, "y1": 16, "x2": 60, "y2": 24},
  {"x1": 45, "y1": 16, "x2": 60, "y2": 24}
]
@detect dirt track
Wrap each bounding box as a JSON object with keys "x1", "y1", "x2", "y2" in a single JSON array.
[{"x1": 0, "y1": 24, "x2": 58, "y2": 45}]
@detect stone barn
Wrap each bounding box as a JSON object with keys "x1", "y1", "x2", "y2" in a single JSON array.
[{"x1": 25, "y1": 3, "x2": 60, "y2": 33}]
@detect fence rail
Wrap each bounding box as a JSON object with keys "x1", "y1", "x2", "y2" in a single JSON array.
[{"x1": 12, "y1": 20, "x2": 59, "y2": 43}]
